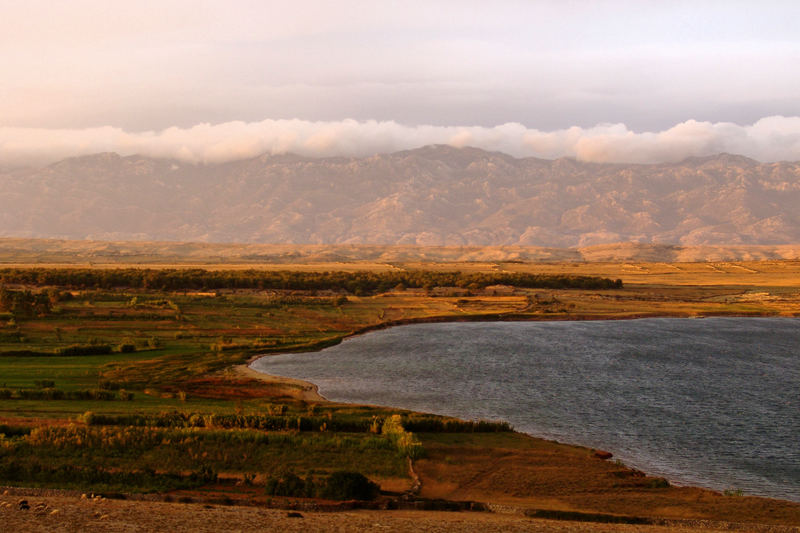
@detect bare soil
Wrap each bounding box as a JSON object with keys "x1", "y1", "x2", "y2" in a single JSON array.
[{"x1": 3, "y1": 492, "x2": 796, "y2": 533}]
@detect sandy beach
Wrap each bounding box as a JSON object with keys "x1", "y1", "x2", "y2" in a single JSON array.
[{"x1": 232, "y1": 361, "x2": 325, "y2": 402}]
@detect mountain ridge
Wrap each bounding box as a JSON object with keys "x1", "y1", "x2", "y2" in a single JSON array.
[
  {"x1": 3, "y1": 237, "x2": 800, "y2": 264},
  {"x1": 2, "y1": 146, "x2": 799, "y2": 247}
]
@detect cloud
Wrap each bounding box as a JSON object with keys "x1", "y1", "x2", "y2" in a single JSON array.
[{"x1": 2, "y1": 117, "x2": 800, "y2": 167}]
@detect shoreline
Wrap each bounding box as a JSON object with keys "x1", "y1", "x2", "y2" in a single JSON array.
[
  {"x1": 240, "y1": 313, "x2": 800, "y2": 506},
  {"x1": 233, "y1": 363, "x2": 326, "y2": 402},
  {"x1": 239, "y1": 309, "x2": 790, "y2": 404}
]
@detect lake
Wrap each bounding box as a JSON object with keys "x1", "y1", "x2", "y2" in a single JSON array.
[{"x1": 250, "y1": 317, "x2": 800, "y2": 501}]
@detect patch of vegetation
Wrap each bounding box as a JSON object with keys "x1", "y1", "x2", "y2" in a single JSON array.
[
  {"x1": 56, "y1": 344, "x2": 113, "y2": 356},
  {"x1": 0, "y1": 388, "x2": 131, "y2": 400},
  {"x1": 264, "y1": 470, "x2": 380, "y2": 501},
  {"x1": 382, "y1": 414, "x2": 424, "y2": 459},
  {"x1": 0, "y1": 424, "x2": 33, "y2": 437},
  {"x1": 403, "y1": 415, "x2": 512, "y2": 433},
  {"x1": 0, "y1": 422, "x2": 407, "y2": 493},
  {"x1": 81, "y1": 411, "x2": 381, "y2": 432},
  {"x1": 0, "y1": 268, "x2": 621, "y2": 294},
  {"x1": 0, "y1": 460, "x2": 216, "y2": 493},
  {"x1": 647, "y1": 477, "x2": 671, "y2": 489}
]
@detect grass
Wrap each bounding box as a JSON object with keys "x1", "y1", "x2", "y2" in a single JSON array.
[
  {"x1": 3, "y1": 425, "x2": 406, "y2": 480},
  {"x1": 0, "y1": 277, "x2": 533, "y2": 492}
]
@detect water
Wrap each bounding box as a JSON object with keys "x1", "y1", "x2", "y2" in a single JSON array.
[{"x1": 251, "y1": 317, "x2": 800, "y2": 501}]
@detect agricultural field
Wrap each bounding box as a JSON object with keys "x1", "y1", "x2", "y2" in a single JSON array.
[{"x1": 1, "y1": 262, "x2": 799, "y2": 527}]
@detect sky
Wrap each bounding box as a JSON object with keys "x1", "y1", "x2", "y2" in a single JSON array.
[{"x1": 1, "y1": 0, "x2": 800, "y2": 165}]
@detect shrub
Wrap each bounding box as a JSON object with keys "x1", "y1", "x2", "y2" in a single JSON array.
[
  {"x1": 0, "y1": 424, "x2": 32, "y2": 437},
  {"x1": 382, "y1": 415, "x2": 423, "y2": 459},
  {"x1": 84, "y1": 389, "x2": 114, "y2": 401},
  {"x1": 647, "y1": 477, "x2": 671, "y2": 489},
  {"x1": 118, "y1": 389, "x2": 134, "y2": 401},
  {"x1": 189, "y1": 465, "x2": 218, "y2": 485},
  {"x1": 57, "y1": 344, "x2": 112, "y2": 356},
  {"x1": 118, "y1": 343, "x2": 136, "y2": 353},
  {"x1": 403, "y1": 415, "x2": 512, "y2": 433},
  {"x1": 40, "y1": 388, "x2": 65, "y2": 400},
  {"x1": 264, "y1": 471, "x2": 309, "y2": 497},
  {"x1": 0, "y1": 459, "x2": 208, "y2": 493},
  {"x1": 321, "y1": 471, "x2": 379, "y2": 501},
  {"x1": 34, "y1": 379, "x2": 56, "y2": 389},
  {"x1": 78, "y1": 411, "x2": 96, "y2": 425},
  {"x1": 98, "y1": 380, "x2": 122, "y2": 391},
  {"x1": 0, "y1": 388, "x2": 122, "y2": 401}
]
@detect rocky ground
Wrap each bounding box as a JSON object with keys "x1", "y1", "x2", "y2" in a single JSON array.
[{"x1": 2, "y1": 493, "x2": 798, "y2": 533}]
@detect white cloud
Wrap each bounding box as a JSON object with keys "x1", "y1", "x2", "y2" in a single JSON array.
[{"x1": 2, "y1": 117, "x2": 800, "y2": 167}]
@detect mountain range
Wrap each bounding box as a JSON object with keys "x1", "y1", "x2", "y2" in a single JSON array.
[{"x1": 2, "y1": 146, "x2": 799, "y2": 247}]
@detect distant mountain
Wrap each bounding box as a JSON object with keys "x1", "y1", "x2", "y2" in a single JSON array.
[
  {"x1": 2, "y1": 146, "x2": 799, "y2": 246},
  {"x1": 3, "y1": 238, "x2": 800, "y2": 265}
]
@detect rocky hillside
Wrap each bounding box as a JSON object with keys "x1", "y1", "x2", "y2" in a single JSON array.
[{"x1": 2, "y1": 146, "x2": 799, "y2": 246}]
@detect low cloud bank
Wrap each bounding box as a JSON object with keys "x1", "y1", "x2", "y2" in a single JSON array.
[{"x1": 2, "y1": 116, "x2": 800, "y2": 166}]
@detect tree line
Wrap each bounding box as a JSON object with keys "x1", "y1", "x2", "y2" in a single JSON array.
[{"x1": 0, "y1": 268, "x2": 622, "y2": 294}]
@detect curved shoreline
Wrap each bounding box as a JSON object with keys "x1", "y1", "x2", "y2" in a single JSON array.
[
  {"x1": 239, "y1": 309, "x2": 783, "y2": 405},
  {"x1": 234, "y1": 363, "x2": 326, "y2": 402},
  {"x1": 241, "y1": 313, "x2": 800, "y2": 505}
]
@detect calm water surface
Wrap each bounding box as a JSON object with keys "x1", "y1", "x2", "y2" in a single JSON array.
[{"x1": 251, "y1": 318, "x2": 800, "y2": 501}]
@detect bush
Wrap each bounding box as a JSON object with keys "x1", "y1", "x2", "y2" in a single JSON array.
[
  {"x1": 118, "y1": 344, "x2": 136, "y2": 353},
  {"x1": 118, "y1": 389, "x2": 134, "y2": 401},
  {"x1": 34, "y1": 379, "x2": 55, "y2": 389},
  {"x1": 403, "y1": 415, "x2": 512, "y2": 433},
  {"x1": 189, "y1": 465, "x2": 218, "y2": 485},
  {"x1": 0, "y1": 424, "x2": 32, "y2": 437},
  {"x1": 40, "y1": 388, "x2": 65, "y2": 400},
  {"x1": 264, "y1": 471, "x2": 310, "y2": 497},
  {"x1": 382, "y1": 415, "x2": 423, "y2": 459},
  {"x1": 79, "y1": 411, "x2": 96, "y2": 425},
  {"x1": 321, "y1": 471, "x2": 380, "y2": 501},
  {"x1": 0, "y1": 388, "x2": 121, "y2": 401},
  {"x1": 647, "y1": 477, "x2": 671, "y2": 489},
  {"x1": 57, "y1": 344, "x2": 112, "y2": 356},
  {"x1": 98, "y1": 380, "x2": 122, "y2": 391},
  {"x1": 263, "y1": 471, "x2": 379, "y2": 501},
  {"x1": 0, "y1": 459, "x2": 209, "y2": 493}
]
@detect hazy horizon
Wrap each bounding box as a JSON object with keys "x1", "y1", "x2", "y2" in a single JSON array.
[
  {"x1": 2, "y1": 134, "x2": 799, "y2": 172},
  {"x1": 2, "y1": 1, "x2": 800, "y2": 166}
]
